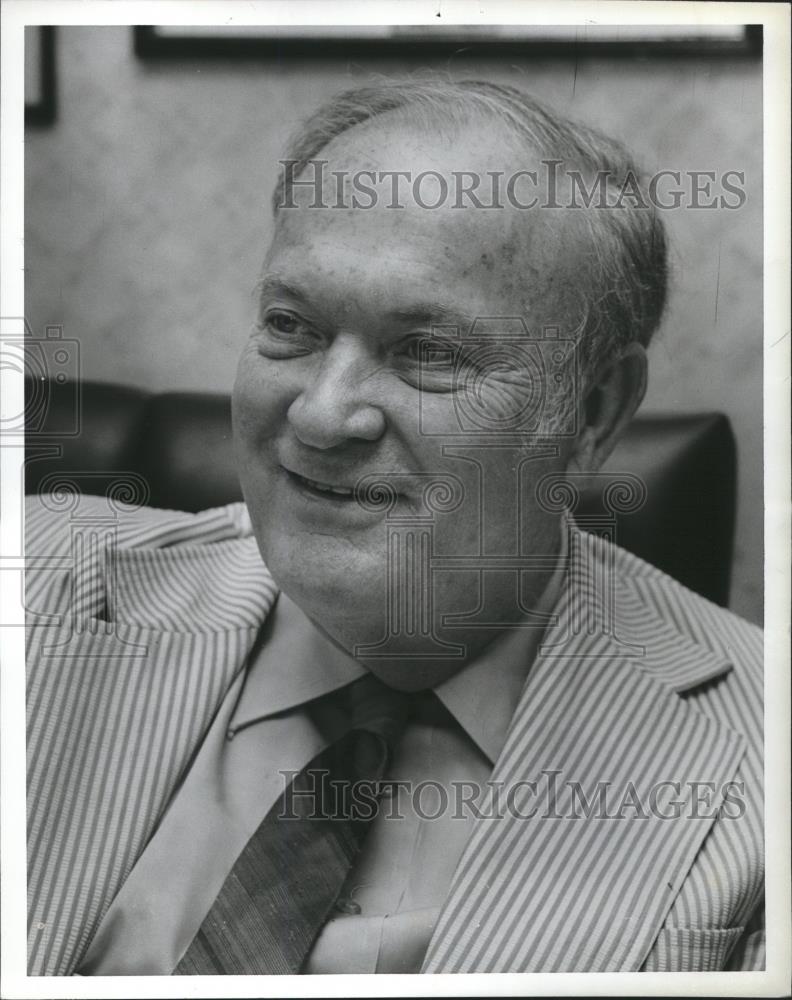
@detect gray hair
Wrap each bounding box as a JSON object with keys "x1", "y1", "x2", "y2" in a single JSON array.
[{"x1": 272, "y1": 79, "x2": 668, "y2": 393}]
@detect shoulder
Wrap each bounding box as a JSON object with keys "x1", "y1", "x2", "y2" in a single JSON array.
[
  {"x1": 25, "y1": 492, "x2": 254, "y2": 555},
  {"x1": 588, "y1": 528, "x2": 762, "y2": 671},
  {"x1": 579, "y1": 528, "x2": 762, "y2": 747},
  {"x1": 24, "y1": 494, "x2": 263, "y2": 622}
]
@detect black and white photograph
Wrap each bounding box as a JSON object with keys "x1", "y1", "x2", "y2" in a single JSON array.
[{"x1": 1, "y1": 1, "x2": 789, "y2": 995}]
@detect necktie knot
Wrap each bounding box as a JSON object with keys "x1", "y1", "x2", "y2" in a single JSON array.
[
  {"x1": 341, "y1": 672, "x2": 411, "y2": 748},
  {"x1": 329, "y1": 673, "x2": 411, "y2": 783}
]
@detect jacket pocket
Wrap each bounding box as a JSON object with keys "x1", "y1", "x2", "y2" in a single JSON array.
[{"x1": 642, "y1": 926, "x2": 745, "y2": 971}]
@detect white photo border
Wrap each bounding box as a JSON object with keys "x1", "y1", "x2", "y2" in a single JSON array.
[{"x1": 1, "y1": 2, "x2": 789, "y2": 997}]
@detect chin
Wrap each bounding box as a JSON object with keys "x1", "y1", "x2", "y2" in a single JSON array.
[{"x1": 258, "y1": 528, "x2": 389, "y2": 649}]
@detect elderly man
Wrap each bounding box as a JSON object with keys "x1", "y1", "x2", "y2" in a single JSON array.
[{"x1": 26, "y1": 80, "x2": 763, "y2": 976}]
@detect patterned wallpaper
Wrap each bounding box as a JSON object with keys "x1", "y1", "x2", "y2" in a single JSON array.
[{"x1": 25, "y1": 28, "x2": 763, "y2": 623}]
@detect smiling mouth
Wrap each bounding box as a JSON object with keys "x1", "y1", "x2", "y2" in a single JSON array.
[{"x1": 285, "y1": 468, "x2": 356, "y2": 500}]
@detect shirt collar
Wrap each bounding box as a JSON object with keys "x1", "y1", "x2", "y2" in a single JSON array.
[
  {"x1": 228, "y1": 592, "x2": 365, "y2": 735},
  {"x1": 229, "y1": 526, "x2": 567, "y2": 765}
]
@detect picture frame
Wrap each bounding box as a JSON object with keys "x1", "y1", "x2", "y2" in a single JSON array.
[{"x1": 133, "y1": 23, "x2": 763, "y2": 60}]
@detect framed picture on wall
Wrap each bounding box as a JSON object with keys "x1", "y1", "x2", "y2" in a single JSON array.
[{"x1": 133, "y1": 23, "x2": 762, "y2": 58}]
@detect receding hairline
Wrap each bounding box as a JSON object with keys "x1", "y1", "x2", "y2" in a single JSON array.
[
  {"x1": 271, "y1": 79, "x2": 669, "y2": 384},
  {"x1": 293, "y1": 102, "x2": 574, "y2": 185},
  {"x1": 273, "y1": 79, "x2": 645, "y2": 208}
]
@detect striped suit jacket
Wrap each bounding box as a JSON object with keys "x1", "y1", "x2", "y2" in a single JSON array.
[{"x1": 25, "y1": 493, "x2": 764, "y2": 976}]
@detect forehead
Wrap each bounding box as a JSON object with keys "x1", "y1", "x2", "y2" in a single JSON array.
[{"x1": 267, "y1": 115, "x2": 590, "y2": 328}]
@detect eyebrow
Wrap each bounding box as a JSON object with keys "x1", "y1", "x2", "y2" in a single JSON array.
[
  {"x1": 385, "y1": 304, "x2": 476, "y2": 332},
  {"x1": 256, "y1": 274, "x2": 312, "y2": 307},
  {"x1": 256, "y1": 273, "x2": 476, "y2": 333}
]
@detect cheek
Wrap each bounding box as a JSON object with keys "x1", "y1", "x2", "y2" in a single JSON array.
[
  {"x1": 482, "y1": 370, "x2": 542, "y2": 425},
  {"x1": 231, "y1": 346, "x2": 295, "y2": 450}
]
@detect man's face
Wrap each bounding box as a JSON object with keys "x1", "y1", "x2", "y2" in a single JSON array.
[{"x1": 233, "y1": 118, "x2": 588, "y2": 687}]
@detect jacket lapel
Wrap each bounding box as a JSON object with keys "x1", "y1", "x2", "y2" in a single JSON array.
[
  {"x1": 27, "y1": 529, "x2": 277, "y2": 976},
  {"x1": 423, "y1": 529, "x2": 745, "y2": 973}
]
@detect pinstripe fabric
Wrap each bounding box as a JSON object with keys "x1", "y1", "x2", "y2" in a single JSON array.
[
  {"x1": 422, "y1": 531, "x2": 763, "y2": 973},
  {"x1": 642, "y1": 927, "x2": 746, "y2": 972},
  {"x1": 25, "y1": 495, "x2": 277, "y2": 976},
  {"x1": 25, "y1": 494, "x2": 763, "y2": 976},
  {"x1": 632, "y1": 574, "x2": 765, "y2": 971}
]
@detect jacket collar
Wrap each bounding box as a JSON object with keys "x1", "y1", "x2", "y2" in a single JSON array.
[
  {"x1": 612, "y1": 573, "x2": 733, "y2": 692},
  {"x1": 109, "y1": 534, "x2": 276, "y2": 633},
  {"x1": 536, "y1": 525, "x2": 733, "y2": 692}
]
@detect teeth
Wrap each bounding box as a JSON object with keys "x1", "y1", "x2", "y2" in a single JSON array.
[{"x1": 302, "y1": 476, "x2": 353, "y2": 497}]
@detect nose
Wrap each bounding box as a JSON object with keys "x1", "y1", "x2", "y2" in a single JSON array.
[{"x1": 287, "y1": 337, "x2": 386, "y2": 449}]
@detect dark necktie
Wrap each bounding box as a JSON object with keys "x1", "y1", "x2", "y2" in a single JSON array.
[{"x1": 175, "y1": 673, "x2": 409, "y2": 975}]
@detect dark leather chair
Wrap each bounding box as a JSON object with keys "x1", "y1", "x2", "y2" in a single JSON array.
[{"x1": 24, "y1": 377, "x2": 736, "y2": 606}]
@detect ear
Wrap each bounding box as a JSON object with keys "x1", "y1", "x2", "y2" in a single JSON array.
[{"x1": 566, "y1": 343, "x2": 647, "y2": 475}]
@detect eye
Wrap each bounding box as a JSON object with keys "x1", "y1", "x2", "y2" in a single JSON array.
[
  {"x1": 400, "y1": 336, "x2": 458, "y2": 367},
  {"x1": 254, "y1": 308, "x2": 319, "y2": 359},
  {"x1": 395, "y1": 335, "x2": 463, "y2": 392},
  {"x1": 265, "y1": 310, "x2": 304, "y2": 336}
]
